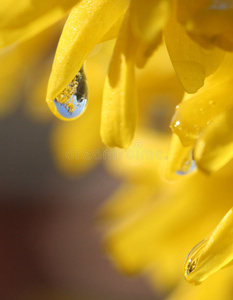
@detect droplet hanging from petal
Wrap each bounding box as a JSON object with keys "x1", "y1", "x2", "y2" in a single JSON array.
[
  {"x1": 184, "y1": 238, "x2": 208, "y2": 284},
  {"x1": 49, "y1": 66, "x2": 88, "y2": 121},
  {"x1": 176, "y1": 158, "x2": 197, "y2": 176}
]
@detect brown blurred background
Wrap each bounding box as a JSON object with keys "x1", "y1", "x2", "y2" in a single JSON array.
[{"x1": 0, "y1": 107, "x2": 158, "y2": 300}]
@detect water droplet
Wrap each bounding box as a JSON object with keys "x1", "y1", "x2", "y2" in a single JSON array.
[
  {"x1": 176, "y1": 151, "x2": 197, "y2": 176},
  {"x1": 209, "y1": 100, "x2": 216, "y2": 107},
  {"x1": 174, "y1": 120, "x2": 180, "y2": 128},
  {"x1": 176, "y1": 159, "x2": 196, "y2": 175},
  {"x1": 53, "y1": 66, "x2": 88, "y2": 120},
  {"x1": 184, "y1": 238, "x2": 208, "y2": 284},
  {"x1": 199, "y1": 107, "x2": 205, "y2": 113}
]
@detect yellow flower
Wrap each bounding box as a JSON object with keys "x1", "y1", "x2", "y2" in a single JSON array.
[
  {"x1": 3, "y1": 0, "x2": 233, "y2": 158},
  {"x1": 3, "y1": 1, "x2": 233, "y2": 298},
  {"x1": 45, "y1": 0, "x2": 233, "y2": 150},
  {"x1": 98, "y1": 43, "x2": 233, "y2": 298},
  {"x1": 0, "y1": 7, "x2": 112, "y2": 175}
]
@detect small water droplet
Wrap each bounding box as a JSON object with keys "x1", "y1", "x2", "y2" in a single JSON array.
[
  {"x1": 53, "y1": 66, "x2": 88, "y2": 120},
  {"x1": 199, "y1": 107, "x2": 205, "y2": 113},
  {"x1": 184, "y1": 238, "x2": 208, "y2": 284},
  {"x1": 209, "y1": 100, "x2": 216, "y2": 107},
  {"x1": 176, "y1": 159, "x2": 197, "y2": 175},
  {"x1": 176, "y1": 150, "x2": 197, "y2": 176},
  {"x1": 174, "y1": 120, "x2": 180, "y2": 128}
]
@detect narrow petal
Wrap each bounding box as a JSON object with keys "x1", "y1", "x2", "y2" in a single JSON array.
[
  {"x1": 0, "y1": 0, "x2": 77, "y2": 49},
  {"x1": 184, "y1": 207, "x2": 233, "y2": 285},
  {"x1": 194, "y1": 109, "x2": 233, "y2": 174},
  {"x1": 167, "y1": 271, "x2": 233, "y2": 300},
  {"x1": 164, "y1": 13, "x2": 225, "y2": 93},
  {"x1": 46, "y1": 0, "x2": 128, "y2": 109},
  {"x1": 171, "y1": 53, "x2": 233, "y2": 146},
  {"x1": 50, "y1": 41, "x2": 111, "y2": 174},
  {"x1": 100, "y1": 12, "x2": 137, "y2": 149},
  {"x1": 130, "y1": 0, "x2": 171, "y2": 68}
]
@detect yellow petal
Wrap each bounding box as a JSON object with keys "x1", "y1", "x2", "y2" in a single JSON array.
[
  {"x1": 164, "y1": 13, "x2": 225, "y2": 93},
  {"x1": 184, "y1": 207, "x2": 233, "y2": 285},
  {"x1": 100, "y1": 12, "x2": 137, "y2": 149},
  {"x1": 104, "y1": 130, "x2": 169, "y2": 184},
  {"x1": 167, "y1": 271, "x2": 233, "y2": 300},
  {"x1": 177, "y1": 0, "x2": 233, "y2": 51},
  {"x1": 129, "y1": 0, "x2": 171, "y2": 68},
  {"x1": 194, "y1": 109, "x2": 233, "y2": 174},
  {"x1": 171, "y1": 53, "x2": 233, "y2": 146},
  {"x1": 101, "y1": 170, "x2": 233, "y2": 288},
  {"x1": 46, "y1": 0, "x2": 128, "y2": 110},
  {"x1": 49, "y1": 40, "x2": 113, "y2": 175},
  {"x1": 0, "y1": 0, "x2": 77, "y2": 49}
]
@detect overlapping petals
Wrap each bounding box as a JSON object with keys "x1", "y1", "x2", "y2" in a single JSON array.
[{"x1": 184, "y1": 207, "x2": 233, "y2": 285}]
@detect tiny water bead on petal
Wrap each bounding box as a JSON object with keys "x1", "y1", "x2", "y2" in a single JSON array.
[
  {"x1": 184, "y1": 238, "x2": 209, "y2": 285},
  {"x1": 176, "y1": 158, "x2": 197, "y2": 176},
  {"x1": 51, "y1": 66, "x2": 88, "y2": 121},
  {"x1": 176, "y1": 149, "x2": 197, "y2": 176}
]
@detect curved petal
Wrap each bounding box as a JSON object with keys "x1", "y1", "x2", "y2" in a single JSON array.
[
  {"x1": 129, "y1": 0, "x2": 171, "y2": 68},
  {"x1": 0, "y1": 0, "x2": 77, "y2": 49},
  {"x1": 171, "y1": 53, "x2": 233, "y2": 146},
  {"x1": 164, "y1": 13, "x2": 225, "y2": 93},
  {"x1": 46, "y1": 0, "x2": 128, "y2": 108},
  {"x1": 177, "y1": 0, "x2": 233, "y2": 51},
  {"x1": 166, "y1": 271, "x2": 233, "y2": 300},
  {"x1": 49, "y1": 41, "x2": 112, "y2": 174},
  {"x1": 194, "y1": 109, "x2": 233, "y2": 174},
  {"x1": 100, "y1": 11, "x2": 137, "y2": 149},
  {"x1": 184, "y1": 207, "x2": 233, "y2": 285}
]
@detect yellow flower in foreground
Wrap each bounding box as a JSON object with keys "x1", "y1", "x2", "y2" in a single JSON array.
[
  {"x1": 98, "y1": 42, "x2": 233, "y2": 298},
  {"x1": 3, "y1": 1, "x2": 233, "y2": 298},
  {"x1": 100, "y1": 132, "x2": 233, "y2": 299},
  {"x1": 45, "y1": 0, "x2": 232, "y2": 150}
]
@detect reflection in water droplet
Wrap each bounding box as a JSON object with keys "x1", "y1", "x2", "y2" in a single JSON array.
[
  {"x1": 174, "y1": 120, "x2": 180, "y2": 128},
  {"x1": 53, "y1": 65, "x2": 88, "y2": 120},
  {"x1": 176, "y1": 158, "x2": 197, "y2": 176},
  {"x1": 184, "y1": 238, "x2": 209, "y2": 284}
]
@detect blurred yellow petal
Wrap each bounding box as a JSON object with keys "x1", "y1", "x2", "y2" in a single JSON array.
[
  {"x1": 164, "y1": 13, "x2": 225, "y2": 93},
  {"x1": 177, "y1": 0, "x2": 233, "y2": 51},
  {"x1": 99, "y1": 184, "x2": 157, "y2": 226},
  {"x1": 171, "y1": 53, "x2": 233, "y2": 146},
  {"x1": 184, "y1": 207, "x2": 233, "y2": 285},
  {"x1": 46, "y1": 0, "x2": 128, "y2": 111},
  {"x1": 194, "y1": 109, "x2": 233, "y2": 174},
  {"x1": 104, "y1": 130, "x2": 169, "y2": 184},
  {"x1": 130, "y1": 0, "x2": 171, "y2": 68},
  {"x1": 100, "y1": 12, "x2": 137, "y2": 149},
  {"x1": 0, "y1": 0, "x2": 77, "y2": 49},
  {"x1": 167, "y1": 271, "x2": 233, "y2": 300},
  {"x1": 50, "y1": 113, "x2": 102, "y2": 175},
  {"x1": 24, "y1": 58, "x2": 52, "y2": 122}
]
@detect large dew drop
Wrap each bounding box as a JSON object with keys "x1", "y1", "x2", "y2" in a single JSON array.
[
  {"x1": 184, "y1": 238, "x2": 208, "y2": 285},
  {"x1": 53, "y1": 66, "x2": 88, "y2": 120}
]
